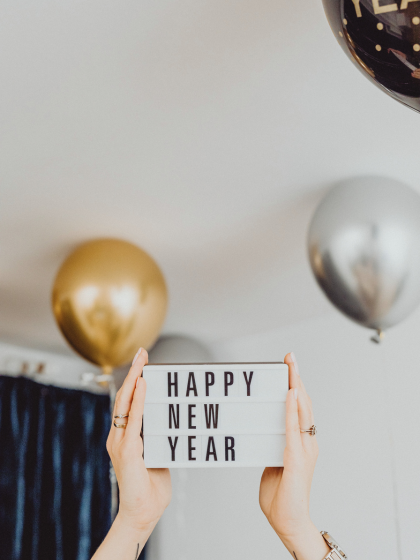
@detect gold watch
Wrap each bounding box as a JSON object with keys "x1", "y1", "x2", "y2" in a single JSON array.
[{"x1": 320, "y1": 531, "x2": 348, "y2": 559}]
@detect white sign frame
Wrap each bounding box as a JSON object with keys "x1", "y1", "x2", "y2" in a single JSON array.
[{"x1": 143, "y1": 362, "x2": 288, "y2": 468}]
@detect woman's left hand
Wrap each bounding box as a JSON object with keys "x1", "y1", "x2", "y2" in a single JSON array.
[{"x1": 259, "y1": 352, "x2": 330, "y2": 560}]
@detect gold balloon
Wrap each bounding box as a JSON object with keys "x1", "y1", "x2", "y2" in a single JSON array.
[{"x1": 52, "y1": 239, "x2": 168, "y2": 370}]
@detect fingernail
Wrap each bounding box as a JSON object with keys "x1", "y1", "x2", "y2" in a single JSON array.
[
  {"x1": 136, "y1": 377, "x2": 140, "y2": 388},
  {"x1": 294, "y1": 388, "x2": 298, "y2": 400},
  {"x1": 132, "y1": 348, "x2": 143, "y2": 366},
  {"x1": 290, "y1": 352, "x2": 300, "y2": 376}
]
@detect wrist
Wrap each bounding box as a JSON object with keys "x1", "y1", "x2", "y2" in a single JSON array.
[
  {"x1": 91, "y1": 511, "x2": 158, "y2": 559},
  {"x1": 278, "y1": 520, "x2": 330, "y2": 560},
  {"x1": 275, "y1": 515, "x2": 314, "y2": 542},
  {"x1": 114, "y1": 511, "x2": 158, "y2": 539}
]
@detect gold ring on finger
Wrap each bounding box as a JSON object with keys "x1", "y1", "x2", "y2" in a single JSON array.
[
  {"x1": 300, "y1": 425, "x2": 317, "y2": 436},
  {"x1": 113, "y1": 422, "x2": 128, "y2": 429}
]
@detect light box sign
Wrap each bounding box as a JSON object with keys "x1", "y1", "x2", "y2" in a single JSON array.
[{"x1": 143, "y1": 363, "x2": 288, "y2": 468}]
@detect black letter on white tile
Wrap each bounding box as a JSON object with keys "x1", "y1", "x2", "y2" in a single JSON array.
[
  {"x1": 188, "y1": 436, "x2": 196, "y2": 461},
  {"x1": 204, "y1": 404, "x2": 219, "y2": 429},
  {"x1": 186, "y1": 372, "x2": 198, "y2": 397},
  {"x1": 205, "y1": 437, "x2": 218, "y2": 461},
  {"x1": 225, "y1": 437, "x2": 235, "y2": 461},
  {"x1": 168, "y1": 372, "x2": 178, "y2": 397},
  {"x1": 169, "y1": 404, "x2": 179, "y2": 429},
  {"x1": 205, "y1": 372, "x2": 215, "y2": 396},
  {"x1": 243, "y1": 371, "x2": 254, "y2": 396},
  {"x1": 168, "y1": 436, "x2": 178, "y2": 461},
  {"x1": 224, "y1": 371, "x2": 234, "y2": 396},
  {"x1": 188, "y1": 404, "x2": 197, "y2": 429}
]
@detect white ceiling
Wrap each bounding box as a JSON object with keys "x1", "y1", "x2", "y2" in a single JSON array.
[{"x1": 1, "y1": 0, "x2": 420, "y2": 355}]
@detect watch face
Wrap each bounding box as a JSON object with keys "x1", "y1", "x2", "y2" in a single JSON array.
[{"x1": 321, "y1": 532, "x2": 347, "y2": 558}]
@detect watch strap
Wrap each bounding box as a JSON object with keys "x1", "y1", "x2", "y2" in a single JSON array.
[
  {"x1": 321, "y1": 531, "x2": 348, "y2": 560},
  {"x1": 322, "y1": 550, "x2": 345, "y2": 560}
]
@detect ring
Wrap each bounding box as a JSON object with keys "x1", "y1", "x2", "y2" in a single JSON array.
[
  {"x1": 114, "y1": 414, "x2": 129, "y2": 419},
  {"x1": 300, "y1": 425, "x2": 317, "y2": 436},
  {"x1": 113, "y1": 422, "x2": 127, "y2": 429}
]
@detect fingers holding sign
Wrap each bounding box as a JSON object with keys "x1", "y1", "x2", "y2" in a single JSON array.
[
  {"x1": 94, "y1": 347, "x2": 172, "y2": 560},
  {"x1": 260, "y1": 353, "x2": 326, "y2": 560},
  {"x1": 106, "y1": 346, "x2": 171, "y2": 522},
  {"x1": 284, "y1": 352, "x2": 316, "y2": 451},
  {"x1": 107, "y1": 348, "x2": 148, "y2": 449}
]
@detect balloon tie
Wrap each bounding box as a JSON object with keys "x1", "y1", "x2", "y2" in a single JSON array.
[{"x1": 371, "y1": 329, "x2": 385, "y2": 344}]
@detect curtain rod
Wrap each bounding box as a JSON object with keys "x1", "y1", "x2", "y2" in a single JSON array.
[{"x1": 0, "y1": 341, "x2": 108, "y2": 394}]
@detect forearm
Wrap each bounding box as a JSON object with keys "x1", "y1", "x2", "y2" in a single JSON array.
[
  {"x1": 91, "y1": 513, "x2": 156, "y2": 560},
  {"x1": 279, "y1": 520, "x2": 330, "y2": 560}
]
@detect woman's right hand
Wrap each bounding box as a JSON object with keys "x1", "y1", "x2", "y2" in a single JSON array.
[
  {"x1": 92, "y1": 348, "x2": 171, "y2": 560},
  {"x1": 107, "y1": 348, "x2": 171, "y2": 531}
]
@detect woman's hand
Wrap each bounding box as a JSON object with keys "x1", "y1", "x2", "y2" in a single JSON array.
[
  {"x1": 107, "y1": 348, "x2": 171, "y2": 530},
  {"x1": 259, "y1": 353, "x2": 329, "y2": 560},
  {"x1": 92, "y1": 348, "x2": 171, "y2": 560}
]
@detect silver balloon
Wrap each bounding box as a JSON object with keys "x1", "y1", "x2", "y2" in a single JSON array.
[
  {"x1": 308, "y1": 177, "x2": 420, "y2": 339},
  {"x1": 148, "y1": 335, "x2": 212, "y2": 364}
]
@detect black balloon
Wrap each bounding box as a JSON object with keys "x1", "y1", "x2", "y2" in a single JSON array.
[{"x1": 322, "y1": 0, "x2": 420, "y2": 112}]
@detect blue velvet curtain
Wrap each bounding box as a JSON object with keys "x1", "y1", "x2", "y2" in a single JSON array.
[{"x1": 0, "y1": 375, "x2": 114, "y2": 560}]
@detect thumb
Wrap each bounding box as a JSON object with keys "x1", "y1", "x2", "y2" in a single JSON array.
[
  {"x1": 125, "y1": 377, "x2": 146, "y2": 441},
  {"x1": 285, "y1": 388, "x2": 301, "y2": 453}
]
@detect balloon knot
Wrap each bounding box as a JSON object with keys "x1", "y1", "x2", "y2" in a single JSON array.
[{"x1": 371, "y1": 329, "x2": 385, "y2": 344}]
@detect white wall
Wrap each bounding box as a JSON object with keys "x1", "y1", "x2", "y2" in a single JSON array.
[
  {"x1": 3, "y1": 307, "x2": 419, "y2": 560},
  {"x1": 2, "y1": 0, "x2": 420, "y2": 350},
  {"x1": 148, "y1": 306, "x2": 420, "y2": 560}
]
